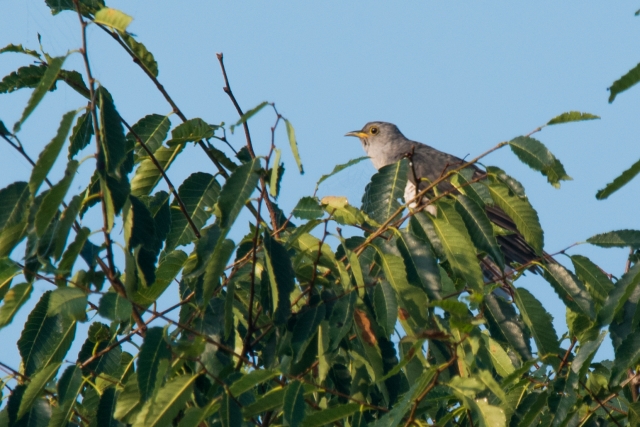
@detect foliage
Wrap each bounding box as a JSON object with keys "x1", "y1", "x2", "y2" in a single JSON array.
[{"x1": 0, "y1": 3, "x2": 638, "y2": 427}]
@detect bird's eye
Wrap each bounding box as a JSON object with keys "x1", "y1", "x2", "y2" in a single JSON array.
[{"x1": 370, "y1": 127, "x2": 379, "y2": 135}]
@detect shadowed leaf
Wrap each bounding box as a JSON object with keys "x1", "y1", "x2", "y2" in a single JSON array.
[
  {"x1": 587, "y1": 229, "x2": 640, "y2": 248},
  {"x1": 509, "y1": 136, "x2": 571, "y2": 188},
  {"x1": 315, "y1": 156, "x2": 368, "y2": 193},
  {"x1": 514, "y1": 288, "x2": 559, "y2": 359},
  {"x1": 362, "y1": 159, "x2": 407, "y2": 224},
  {"x1": 216, "y1": 158, "x2": 260, "y2": 229},
  {"x1": 121, "y1": 33, "x2": 158, "y2": 77},
  {"x1": 596, "y1": 157, "x2": 640, "y2": 200}
]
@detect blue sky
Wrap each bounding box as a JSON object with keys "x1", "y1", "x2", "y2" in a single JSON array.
[{"x1": 1, "y1": 1, "x2": 640, "y2": 371}]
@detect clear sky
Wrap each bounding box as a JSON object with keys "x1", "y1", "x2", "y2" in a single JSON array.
[{"x1": 1, "y1": 1, "x2": 640, "y2": 371}]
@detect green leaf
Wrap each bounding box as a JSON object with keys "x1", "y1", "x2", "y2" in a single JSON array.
[
  {"x1": 0, "y1": 182, "x2": 30, "y2": 257},
  {"x1": 52, "y1": 194, "x2": 83, "y2": 260},
  {"x1": 97, "y1": 387, "x2": 121, "y2": 427},
  {"x1": 131, "y1": 144, "x2": 185, "y2": 196},
  {"x1": 315, "y1": 156, "x2": 368, "y2": 193},
  {"x1": 167, "y1": 118, "x2": 215, "y2": 146},
  {"x1": 488, "y1": 183, "x2": 543, "y2": 254},
  {"x1": 216, "y1": 158, "x2": 260, "y2": 229},
  {"x1": 49, "y1": 366, "x2": 84, "y2": 427},
  {"x1": 219, "y1": 392, "x2": 242, "y2": 427},
  {"x1": 58, "y1": 69, "x2": 90, "y2": 99},
  {"x1": 396, "y1": 226, "x2": 442, "y2": 300},
  {"x1": 570, "y1": 255, "x2": 614, "y2": 306},
  {"x1": 202, "y1": 238, "x2": 235, "y2": 303},
  {"x1": 114, "y1": 375, "x2": 142, "y2": 423},
  {"x1": 452, "y1": 168, "x2": 494, "y2": 206},
  {"x1": 98, "y1": 293, "x2": 132, "y2": 322},
  {"x1": 486, "y1": 166, "x2": 526, "y2": 199},
  {"x1": 516, "y1": 391, "x2": 548, "y2": 427},
  {"x1": 134, "y1": 250, "x2": 187, "y2": 306},
  {"x1": 57, "y1": 227, "x2": 91, "y2": 280},
  {"x1": 483, "y1": 293, "x2": 533, "y2": 361},
  {"x1": 18, "y1": 291, "x2": 76, "y2": 376},
  {"x1": 165, "y1": 172, "x2": 220, "y2": 251},
  {"x1": 0, "y1": 64, "x2": 46, "y2": 94},
  {"x1": 120, "y1": 33, "x2": 158, "y2": 77},
  {"x1": 328, "y1": 291, "x2": 356, "y2": 351},
  {"x1": 514, "y1": 288, "x2": 559, "y2": 359},
  {"x1": 455, "y1": 194, "x2": 504, "y2": 269},
  {"x1": 94, "y1": 7, "x2": 133, "y2": 32},
  {"x1": 45, "y1": 0, "x2": 105, "y2": 15},
  {"x1": 98, "y1": 87, "x2": 127, "y2": 174},
  {"x1": 470, "y1": 398, "x2": 506, "y2": 427},
  {"x1": 300, "y1": 403, "x2": 360, "y2": 427},
  {"x1": 133, "y1": 374, "x2": 196, "y2": 427},
  {"x1": 284, "y1": 119, "x2": 304, "y2": 174},
  {"x1": 292, "y1": 196, "x2": 323, "y2": 220},
  {"x1": 35, "y1": 159, "x2": 78, "y2": 236},
  {"x1": 29, "y1": 111, "x2": 76, "y2": 196},
  {"x1": 0, "y1": 257, "x2": 20, "y2": 299},
  {"x1": 126, "y1": 114, "x2": 170, "y2": 160},
  {"x1": 596, "y1": 157, "x2": 640, "y2": 200},
  {"x1": 243, "y1": 387, "x2": 285, "y2": 417},
  {"x1": 68, "y1": 112, "x2": 93, "y2": 159},
  {"x1": 269, "y1": 148, "x2": 281, "y2": 198},
  {"x1": 18, "y1": 363, "x2": 60, "y2": 420},
  {"x1": 228, "y1": 369, "x2": 280, "y2": 396},
  {"x1": 14, "y1": 56, "x2": 66, "y2": 133},
  {"x1": 291, "y1": 305, "x2": 326, "y2": 362},
  {"x1": 230, "y1": 101, "x2": 268, "y2": 133},
  {"x1": 572, "y1": 332, "x2": 606, "y2": 377},
  {"x1": 0, "y1": 43, "x2": 41, "y2": 59},
  {"x1": 0, "y1": 283, "x2": 32, "y2": 328},
  {"x1": 47, "y1": 287, "x2": 87, "y2": 321},
  {"x1": 509, "y1": 136, "x2": 571, "y2": 188},
  {"x1": 587, "y1": 229, "x2": 640, "y2": 248},
  {"x1": 609, "y1": 61, "x2": 640, "y2": 102},
  {"x1": 546, "y1": 111, "x2": 600, "y2": 125},
  {"x1": 374, "y1": 280, "x2": 397, "y2": 337},
  {"x1": 283, "y1": 381, "x2": 306, "y2": 427},
  {"x1": 481, "y1": 334, "x2": 515, "y2": 378},
  {"x1": 12, "y1": 398, "x2": 51, "y2": 427},
  {"x1": 597, "y1": 262, "x2": 640, "y2": 327},
  {"x1": 430, "y1": 208, "x2": 484, "y2": 293},
  {"x1": 263, "y1": 232, "x2": 295, "y2": 325},
  {"x1": 543, "y1": 263, "x2": 594, "y2": 319},
  {"x1": 137, "y1": 327, "x2": 171, "y2": 402},
  {"x1": 362, "y1": 159, "x2": 407, "y2": 224}
]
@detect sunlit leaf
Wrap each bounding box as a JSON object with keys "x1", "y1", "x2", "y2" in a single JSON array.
[
  {"x1": 509, "y1": 136, "x2": 571, "y2": 188},
  {"x1": 131, "y1": 144, "x2": 185, "y2": 197},
  {"x1": 285, "y1": 119, "x2": 304, "y2": 174},
  {"x1": 609, "y1": 61, "x2": 640, "y2": 102},
  {"x1": 300, "y1": 403, "x2": 359, "y2": 427},
  {"x1": 514, "y1": 288, "x2": 559, "y2": 359},
  {"x1": 587, "y1": 229, "x2": 640, "y2": 248},
  {"x1": 0, "y1": 64, "x2": 46, "y2": 94},
  {"x1": 94, "y1": 7, "x2": 133, "y2": 32},
  {"x1": 546, "y1": 111, "x2": 599, "y2": 125},
  {"x1": 121, "y1": 33, "x2": 158, "y2": 77},
  {"x1": 543, "y1": 263, "x2": 594, "y2": 319},
  {"x1": 166, "y1": 118, "x2": 215, "y2": 146},
  {"x1": 292, "y1": 196, "x2": 323, "y2": 220},
  {"x1": 133, "y1": 374, "x2": 196, "y2": 427},
  {"x1": 596, "y1": 157, "x2": 640, "y2": 200},
  {"x1": 216, "y1": 158, "x2": 260, "y2": 229}
]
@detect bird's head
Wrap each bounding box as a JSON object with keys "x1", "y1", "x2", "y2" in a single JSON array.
[{"x1": 344, "y1": 121, "x2": 405, "y2": 149}]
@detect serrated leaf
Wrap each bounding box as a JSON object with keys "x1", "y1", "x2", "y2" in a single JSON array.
[
  {"x1": 216, "y1": 158, "x2": 260, "y2": 229},
  {"x1": 514, "y1": 288, "x2": 559, "y2": 359},
  {"x1": 264, "y1": 232, "x2": 295, "y2": 325},
  {"x1": 0, "y1": 43, "x2": 41, "y2": 59},
  {"x1": 596, "y1": 157, "x2": 640, "y2": 200},
  {"x1": 167, "y1": 118, "x2": 214, "y2": 146},
  {"x1": 292, "y1": 305, "x2": 326, "y2": 362},
  {"x1": 547, "y1": 111, "x2": 600, "y2": 125},
  {"x1": 29, "y1": 111, "x2": 76, "y2": 196},
  {"x1": 284, "y1": 381, "x2": 306, "y2": 427},
  {"x1": 128, "y1": 114, "x2": 170, "y2": 159},
  {"x1": 455, "y1": 194, "x2": 504, "y2": 269},
  {"x1": 131, "y1": 144, "x2": 185, "y2": 196},
  {"x1": 451, "y1": 168, "x2": 494, "y2": 206},
  {"x1": 202, "y1": 238, "x2": 235, "y2": 303},
  {"x1": 228, "y1": 369, "x2": 280, "y2": 396},
  {"x1": 315, "y1": 156, "x2": 368, "y2": 193},
  {"x1": 137, "y1": 327, "x2": 171, "y2": 402},
  {"x1": 58, "y1": 69, "x2": 90, "y2": 99},
  {"x1": 98, "y1": 87, "x2": 127, "y2": 174},
  {"x1": 486, "y1": 166, "x2": 527, "y2": 199},
  {"x1": 0, "y1": 283, "x2": 32, "y2": 328},
  {"x1": 98, "y1": 293, "x2": 132, "y2": 322},
  {"x1": 284, "y1": 119, "x2": 304, "y2": 174},
  {"x1": 35, "y1": 160, "x2": 78, "y2": 236},
  {"x1": 0, "y1": 64, "x2": 46, "y2": 94},
  {"x1": 481, "y1": 334, "x2": 515, "y2": 377},
  {"x1": 230, "y1": 101, "x2": 268, "y2": 133},
  {"x1": 329, "y1": 291, "x2": 356, "y2": 351},
  {"x1": 609, "y1": 61, "x2": 640, "y2": 102},
  {"x1": 47, "y1": 287, "x2": 87, "y2": 321},
  {"x1": 120, "y1": 33, "x2": 158, "y2": 77},
  {"x1": 94, "y1": 7, "x2": 133, "y2": 32},
  {"x1": 587, "y1": 229, "x2": 640, "y2": 248},
  {"x1": 300, "y1": 403, "x2": 360, "y2": 427},
  {"x1": 15, "y1": 56, "x2": 66, "y2": 133},
  {"x1": 543, "y1": 263, "x2": 594, "y2": 319},
  {"x1": 57, "y1": 227, "x2": 91, "y2": 280},
  {"x1": 133, "y1": 374, "x2": 196, "y2": 427},
  {"x1": 570, "y1": 255, "x2": 614, "y2": 306},
  {"x1": 509, "y1": 136, "x2": 571, "y2": 188},
  {"x1": 243, "y1": 387, "x2": 285, "y2": 417},
  {"x1": 49, "y1": 366, "x2": 84, "y2": 427},
  {"x1": 488, "y1": 183, "x2": 543, "y2": 254},
  {"x1": 17, "y1": 363, "x2": 60, "y2": 420},
  {"x1": 18, "y1": 291, "x2": 76, "y2": 376},
  {"x1": 0, "y1": 182, "x2": 30, "y2": 257},
  {"x1": 292, "y1": 196, "x2": 323, "y2": 220},
  {"x1": 597, "y1": 262, "x2": 640, "y2": 327},
  {"x1": 362, "y1": 159, "x2": 407, "y2": 224},
  {"x1": 374, "y1": 280, "x2": 397, "y2": 337},
  {"x1": 52, "y1": 194, "x2": 83, "y2": 261},
  {"x1": 114, "y1": 375, "x2": 141, "y2": 422},
  {"x1": 483, "y1": 293, "x2": 533, "y2": 361},
  {"x1": 134, "y1": 250, "x2": 187, "y2": 306},
  {"x1": 96, "y1": 387, "x2": 121, "y2": 427},
  {"x1": 45, "y1": 0, "x2": 105, "y2": 15},
  {"x1": 396, "y1": 227, "x2": 442, "y2": 300}
]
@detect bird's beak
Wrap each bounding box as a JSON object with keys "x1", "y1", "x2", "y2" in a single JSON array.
[{"x1": 345, "y1": 131, "x2": 368, "y2": 138}]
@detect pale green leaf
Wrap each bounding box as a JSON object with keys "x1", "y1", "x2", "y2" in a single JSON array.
[
  {"x1": 285, "y1": 119, "x2": 304, "y2": 174},
  {"x1": 94, "y1": 7, "x2": 133, "y2": 32}
]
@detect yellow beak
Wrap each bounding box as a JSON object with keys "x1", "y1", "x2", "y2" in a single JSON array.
[{"x1": 345, "y1": 131, "x2": 368, "y2": 138}]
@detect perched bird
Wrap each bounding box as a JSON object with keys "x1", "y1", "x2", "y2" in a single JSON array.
[{"x1": 345, "y1": 121, "x2": 538, "y2": 272}]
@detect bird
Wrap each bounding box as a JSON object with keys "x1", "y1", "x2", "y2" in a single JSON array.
[{"x1": 345, "y1": 121, "x2": 539, "y2": 274}]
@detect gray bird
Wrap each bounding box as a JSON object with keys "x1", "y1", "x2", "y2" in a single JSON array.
[{"x1": 345, "y1": 121, "x2": 538, "y2": 271}]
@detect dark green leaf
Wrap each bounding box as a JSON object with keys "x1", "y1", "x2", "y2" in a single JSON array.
[
  {"x1": 126, "y1": 195, "x2": 157, "y2": 252},
  {"x1": 68, "y1": 112, "x2": 93, "y2": 159},
  {"x1": 230, "y1": 101, "x2": 268, "y2": 133},
  {"x1": 216, "y1": 158, "x2": 260, "y2": 229},
  {"x1": 0, "y1": 182, "x2": 30, "y2": 257},
  {"x1": 292, "y1": 305, "x2": 326, "y2": 362},
  {"x1": 300, "y1": 403, "x2": 360, "y2": 427},
  {"x1": 133, "y1": 374, "x2": 196, "y2": 427},
  {"x1": 94, "y1": 7, "x2": 133, "y2": 32},
  {"x1": 284, "y1": 119, "x2": 304, "y2": 174},
  {"x1": 587, "y1": 229, "x2": 640, "y2": 248},
  {"x1": 114, "y1": 375, "x2": 141, "y2": 423},
  {"x1": 18, "y1": 362, "x2": 60, "y2": 419},
  {"x1": 451, "y1": 168, "x2": 493, "y2": 206},
  {"x1": 547, "y1": 111, "x2": 600, "y2": 125},
  {"x1": 0, "y1": 283, "x2": 32, "y2": 328},
  {"x1": 543, "y1": 263, "x2": 594, "y2": 318},
  {"x1": 219, "y1": 392, "x2": 242, "y2": 427},
  {"x1": 0, "y1": 64, "x2": 46, "y2": 94},
  {"x1": 570, "y1": 255, "x2": 614, "y2": 305},
  {"x1": 597, "y1": 262, "x2": 640, "y2": 327},
  {"x1": 328, "y1": 291, "x2": 356, "y2": 351},
  {"x1": 292, "y1": 196, "x2": 323, "y2": 220},
  {"x1": 98, "y1": 293, "x2": 132, "y2": 322},
  {"x1": 509, "y1": 136, "x2": 571, "y2": 188},
  {"x1": 263, "y1": 232, "x2": 295, "y2": 325},
  {"x1": 97, "y1": 387, "x2": 123, "y2": 427},
  {"x1": 483, "y1": 293, "x2": 533, "y2": 361},
  {"x1": 131, "y1": 144, "x2": 185, "y2": 197},
  {"x1": 362, "y1": 159, "x2": 407, "y2": 224},
  {"x1": 58, "y1": 69, "x2": 90, "y2": 99},
  {"x1": 120, "y1": 33, "x2": 158, "y2": 77},
  {"x1": 35, "y1": 159, "x2": 78, "y2": 237},
  {"x1": 18, "y1": 291, "x2": 76, "y2": 376},
  {"x1": 202, "y1": 238, "x2": 235, "y2": 303},
  {"x1": 397, "y1": 226, "x2": 442, "y2": 300},
  {"x1": 98, "y1": 87, "x2": 127, "y2": 174},
  {"x1": 486, "y1": 166, "x2": 527, "y2": 199},
  {"x1": 455, "y1": 194, "x2": 504, "y2": 269},
  {"x1": 514, "y1": 288, "x2": 559, "y2": 359},
  {"x1": 137, "y1": 327, "x2": 171, "y2": 402},
  {"x1": 283, "y1": 380, "x2": 306, "y2": 427},
  {"x1": 134, "y1": 250, "x2": 187, "y2": 306},
  {"x1": 47, "y1": 287, "x2": 87, "y2": 321},
  {"x1": 44, "y1": 0, "x2": 104, "y2": 15},
  {"x1": 0, "y1": 43, "x2": 41, "y2": 59},
  {"x1": 57, "y1": 227, "x2": 91, "y2": 280},
  {"x1": 53, "y1": 194, "x2": 83, "y2": 260},
  {"x1": 128, "y1": 114, "x2": 170, "y2": 159},
  {"x1": 14, "y1": 398, "x2": 51, "y2": 427},
  {"x1": 609, "y1": 61, "x2": 640, "y2": 102},
  {"x1": 29, "y1": 111, "x2": 76, "y2": 196},
  {"x1": 228, "y1": 369, "x2": 280, "y2": 396},
  {"x1": 315, "y1": 156, "x2": 368, "y2": 193},
  {"x1": 14, "y1": 56, "x2": 66, "y2": 133},
  {"x1": 596, "y1": 157, "x2": 640, "y2": 200},
  {"x1": 49, "y1": 366, "x2": 84, "y2": 427},
  {"x1": 488, "y1": 183, "x2": 543, "y2": 254},
  {"x1": 167, "y1": 118, "x2": 215, "y2": 145},
  {"x1": 374, "y1": 280, "x2": 397, "y2": 337},
  {"x1": 243, "y1": 387, "x2": 285, "y2": 417}
]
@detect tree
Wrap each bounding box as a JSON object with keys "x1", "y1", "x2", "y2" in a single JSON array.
[{"x1": 0, "y1": 2, "x2": 639, "y2": 426}]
